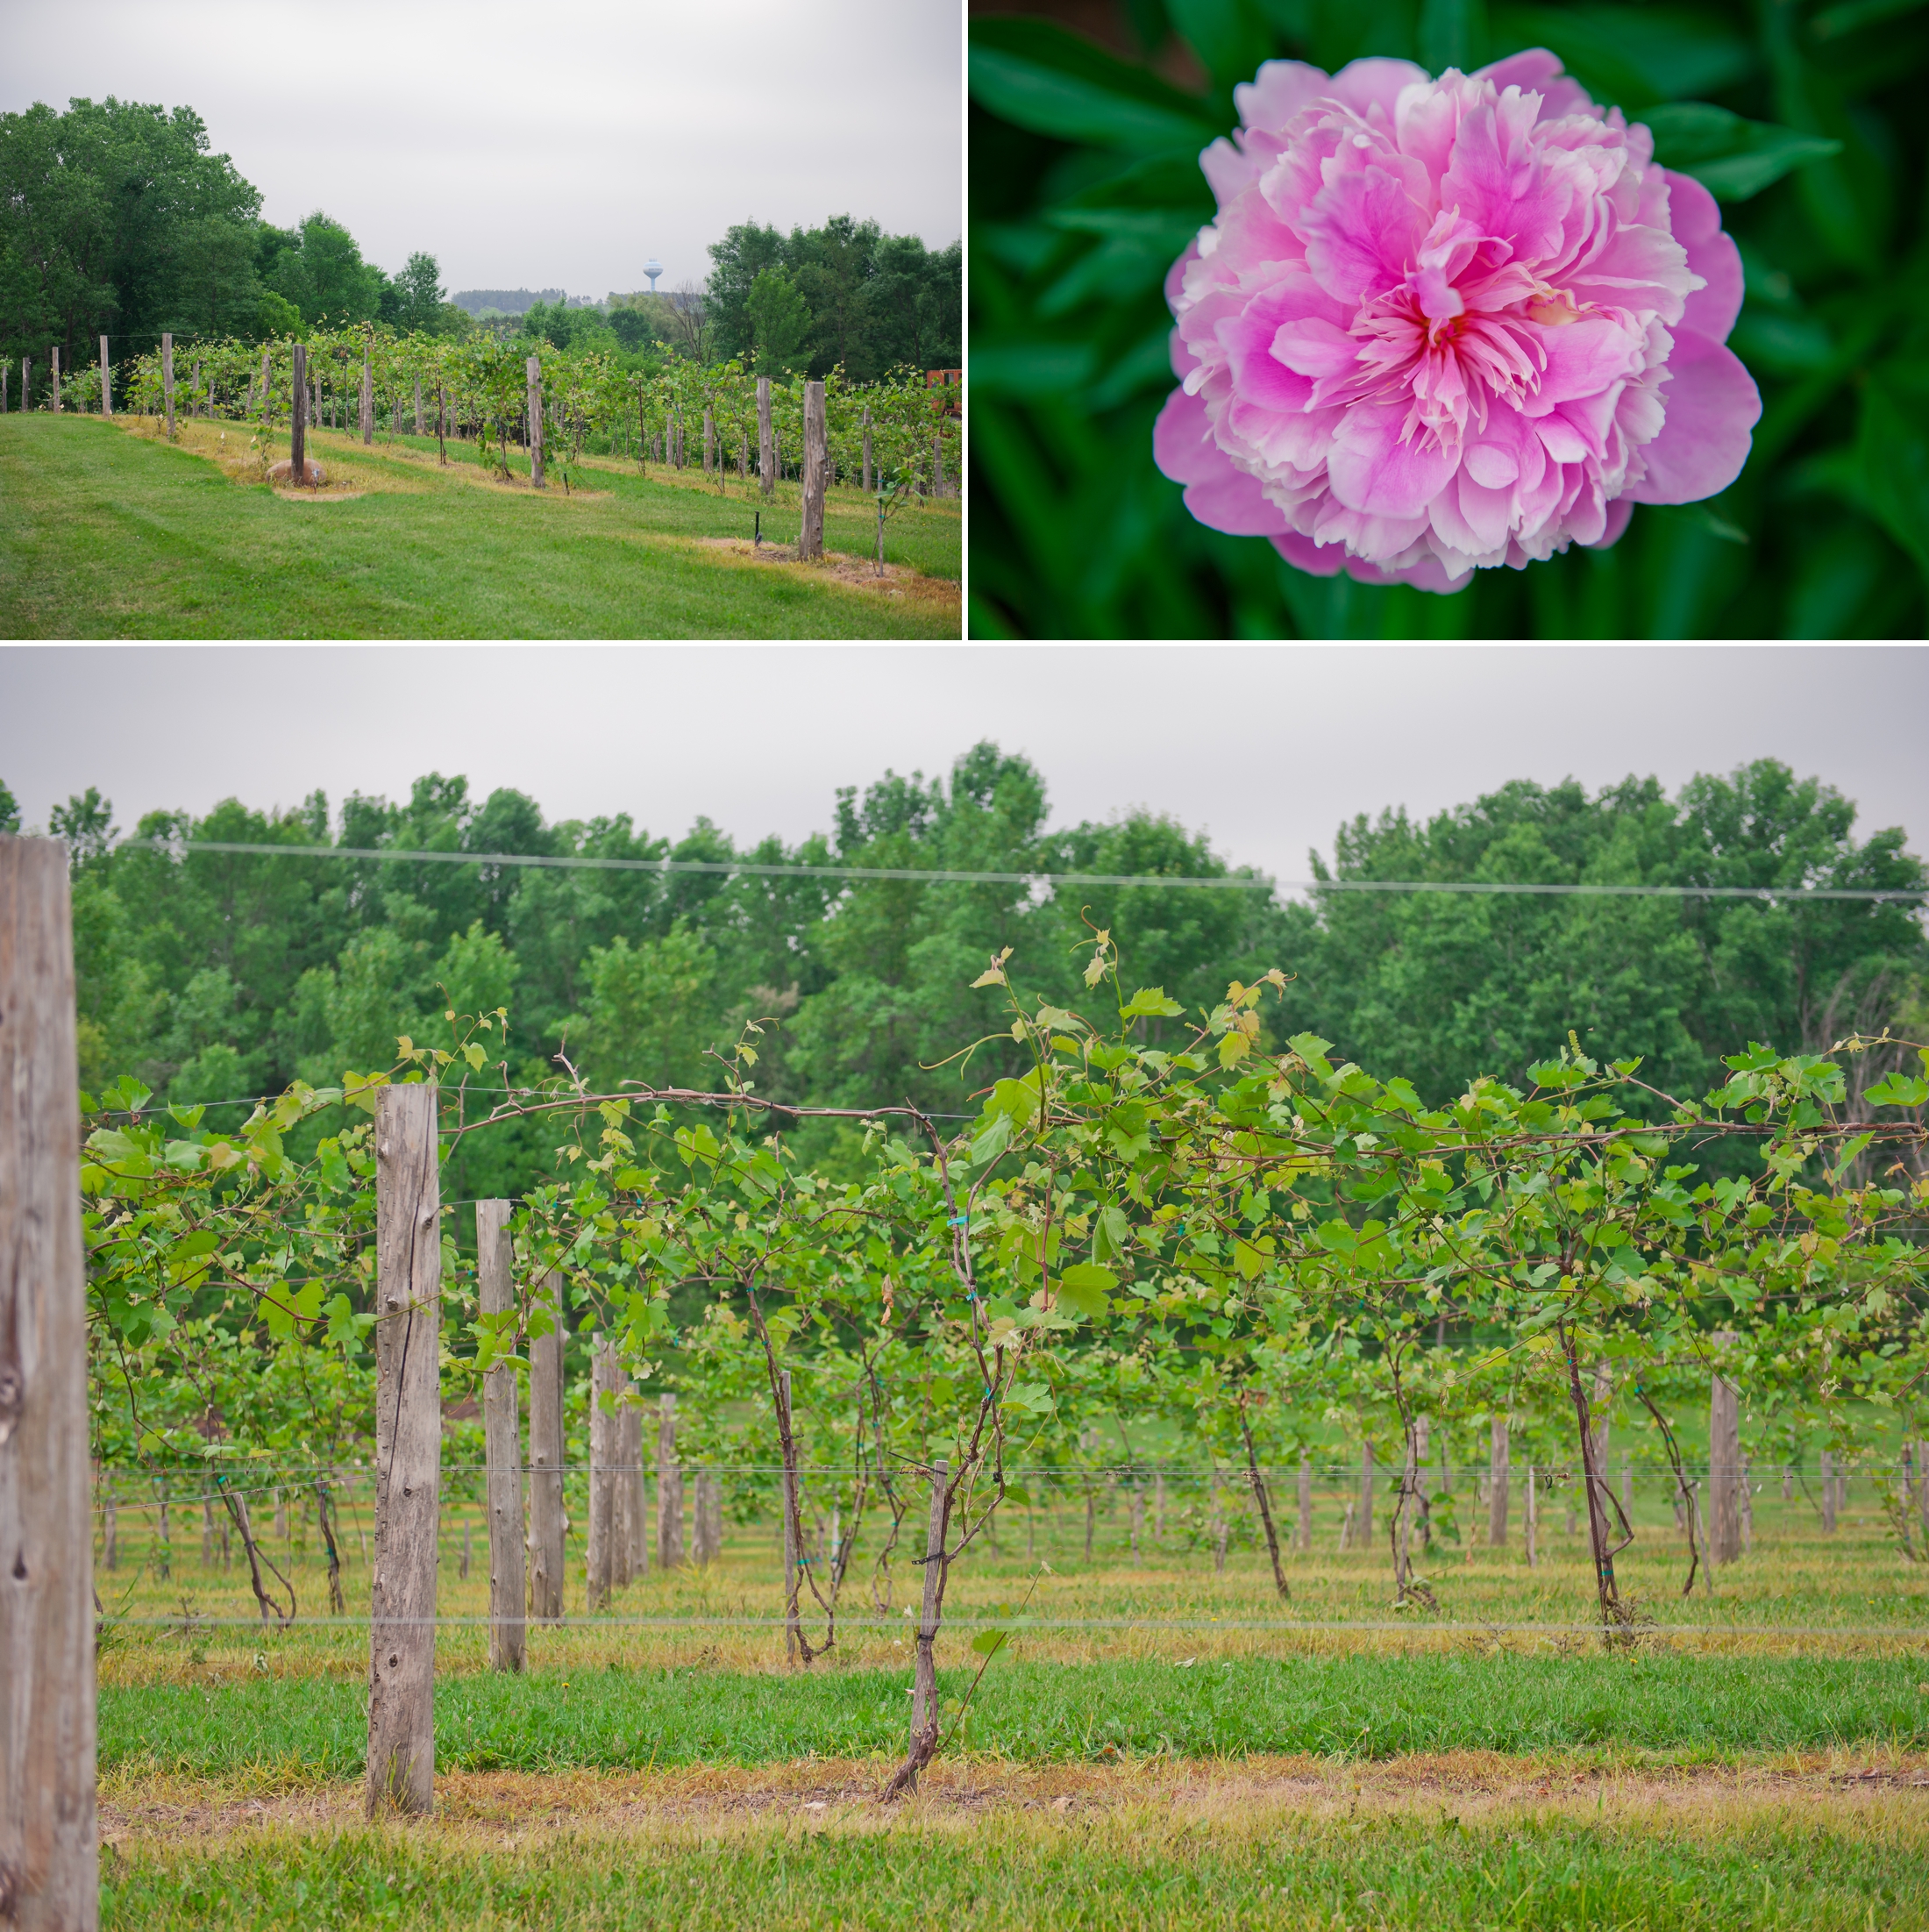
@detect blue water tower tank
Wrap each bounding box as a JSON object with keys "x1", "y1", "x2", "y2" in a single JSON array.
[{"x1": 644, "y1": 259, "x2": 664, "y2": 293}]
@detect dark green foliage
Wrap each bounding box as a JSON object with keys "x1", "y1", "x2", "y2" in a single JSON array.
[
  {"x1": 967, "y1": 0, "x2": 1929, "y2": 637},
  {"x1": 0, "y1": 98, "x2": 264, "y2": 381},
  {"x1": 15, "y1": 710, "x2": 1919, "y2": 1196},
  {"x1": 706, "y1": 216, "x2": 962, "y2": 379}
]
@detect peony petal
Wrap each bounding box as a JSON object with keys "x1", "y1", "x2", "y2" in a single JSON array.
[
  {"x1": 1235, "y1": 61, "x2": 1335, "y2": 134},
  {"x1": 1664, "y1": 169, "x2": 1743, "y2": 346},
  {"x1": 1328, "y1": 57, "x2": 1432, "y2": 125},
  {"x1": 1473, "y1": 49, "x2": 1597, "y2": 122},
  {"x1": 1464, "y1": 440, "x2": 1519, "y2": 488},
  {"x1": 1622, "y1": 326, "x2": 1761, "y2": 504},
  {"x1": 1327, "y1": 403, "x2": 1460, "y2": 519},
  {"x1": 1587, "y1": 495, "x2": 1636, "y2": 550},
  {"x1": 1153, "y1": 386, "x2": 1220, "y2": 486},
  {"x1": 1271, "y1": 528, "x2": 1346, "y2": 577},
  {"x1": 1301, "y1": 162, "x2": 1429, "y2": 306},
  {"x1": 1271, "y1": 315, "x2": 1359, "y2": 381}
]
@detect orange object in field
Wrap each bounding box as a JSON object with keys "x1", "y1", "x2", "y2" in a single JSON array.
[{"x1": 926, "y1": 368, "x2": 962, "y2": 417}]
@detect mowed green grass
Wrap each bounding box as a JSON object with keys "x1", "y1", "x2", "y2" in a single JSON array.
[
  {"x1": 101, "y1": 1801, "x2": 1929, "y2": 1930},
  {"x1": 101, "y1": 1653, "x2": 1929, "y2": 1781},
  {"x1": 0, "y1": 416, "x2": 960, "y2": 638}
]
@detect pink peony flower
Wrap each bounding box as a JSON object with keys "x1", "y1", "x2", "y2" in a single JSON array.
[{"x1": 1153, "y1": 50, "x2": 1761, "y2": 593}]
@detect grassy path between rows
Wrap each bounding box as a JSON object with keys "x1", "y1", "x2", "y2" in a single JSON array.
[
  {"x1": 102, "y1": 1757, "x2": 1929, "y2": 1928},
  {"x1": 0, "y1": 416, "x2": 959, "y2": 638},
  {"x1": 103, "y1": 1654, "x2": 1929, "y2": 1780}
]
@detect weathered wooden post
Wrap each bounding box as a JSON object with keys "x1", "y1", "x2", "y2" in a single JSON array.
[
  {"x1": 614, "y1": 1393, "x2": 642, "y2": 1586},
  {"x1": 737, "y1": 425, "x2": 749, "y2": 485},
  {"x1": 2, "y1": 364, "x2": 8, "y2": 412},
  {"x1": 98, "y1": 336, "x2": 111, "y2": 417},
  {"x1": 1819, "y1": 1449, "x2": 1836, "y2": 1534},
  {"x1": 1357, "y1": 1440, "x2": 1374, "y2": 1546},
  {"x1": 289, "y1": 343, "x2": 308, "y2": 485},
  {"x1": 861, "y1": 405, "x2": 872, "y2": 492},
  {"x1": 0, "y1": 835, "x2": 98, "y2": 1930},
  {"x1": 476, "y1": 1199, "x2": 525, "y2": 1672},
  {"x1": 693, "y1": 1468, "x2": 721, "y2": 1565},
  {"x1": 526, "y1": 355, "x2": 544, "y2": 488},
  {"x1": 366, "y1": 1081, "x2": 441, "y2": 1818},
  {"x1": 702, "y1": 408, "x2": 715, "y2": 478},
  {"x1": 50, "y1": 346, "x2": 61, "y2": 412},
  {"x1": 757, "y1": 377, "x2": 774, "y2": 498},
  {"x1": 1708, "y1": 1338, "x2": 1742, "y2": 1565},
  {"x1": 359, "y1": 339, "x2": 373, "y2": 444},
  {"x1": 1525, "y1": 1464, "x2": 1538, "y2": 1567},
  {"x1": 413, "y1": 376, "x2": 424, "y2": 438},
  {"x1": 1296, "y1": 1452, "x2": 1312, "y2": 1552},
  {"x1": 906, "y1": 1458, "x2": 949, "y2": 1761},
  {"x1": 798, "y1": 380, "x2": 827, "y2": 559},
  {"x1": 586, "y1": 1338, "x2": 616, "y2": 1610},
  {"x1": 527, "y1": 1270, "x2": 565, "y2": 1619},
  {"x1": 658, "y1": 1394, "x2": 684, "y2": 1570},
  {"x1": 20, "y1": 358, "x2": 29, "y2": 415},
  {"x1": 1489, "y1": 1415, "x2": 1510, "y2": 1545},
  {"x1": 161, "y1": 333, "x2": 174, "y2": 438}
]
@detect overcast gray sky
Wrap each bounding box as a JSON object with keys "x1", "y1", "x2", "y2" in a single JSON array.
[
  {"x1": 10, "y1": 0, "x2": 960, "y2": 299},
  {"x1": 3, "y1": 647, "x2": 1924, "y2": 892}
]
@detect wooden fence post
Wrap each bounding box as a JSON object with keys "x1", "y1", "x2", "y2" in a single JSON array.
[
  {"x1": 0, "y1": 835, "x2": 98, "y2": 1930},
  {"x1": 1819, "y1": 1449, "x2": 1836, "y2": 1534},
  {"x1": 1708, "y1": 1337, "x2": 1742, "y2": 1564},
  {"x1": 658, "y1": 1394, "x2": 684, "y2": 1571},
  {"x1": 20, "y1": 358, "x2": 29, "y2": 416},
  {"x1": 289, "y1": 344, "x2": 308, "y2": 486},
  {"x1": 526, "y1": 356, "x2": 544, "y2": 488},
  {"x1": 617, "y1": 1391, "x2": 648, "y2": 1584},
  {"x1": 702, "y1": 409, "x2": 715, "y2": 479},
  {"x1": 1526, "y1": 1464, "x2": 1537, "y2": 1567},
  {"x1": 586, "y1": 1338, "x2": 615, "y2": 1609},
  {"x1": 2, "y1": 363, "x2": 8, "y2": 412},
  {"x1": 861, "y1": 405, "x2": 872, "y2": 492},
  {"x1": 737, "y1": 425, "x2": 748, "y2": 487},
  {"x1": 1357, "y1": 1440, "x2": 1374, "y2": 1546},
  {"x1": 1296, "y1": 1452, "x2": 1312, "y2": 1552},
  {"x1": 161, "y1": 334, "x2": 174, "y2": 438},
  {"x1": 99, "y1": 336, "x2": 110, "y2": 417},
  {"x1": 799, "y1": 381, "x2": 827, "y2": 559},
  {"x1": 367, "y1": 1081, "x2": 441, "y2": 1818},
  {"x1": 757, "y1": 377, "x2": 774, "y2": 499},
  {"x1": 360, "y1": 339, "x2": 373, "y2": 445},
  {"x1": 1488, "y1": 1415, "x2": 1509, "y2": 1545},
  {"x1": 50, "y1": 346, "x2": 61, "y2": 412},
  {"x1": 692, "y1": 1468, "x2": 721, "y2": 1565},
  {"x1": 476, "y1": 1199, "x2": 524, "y2": 1672},
  {"x1": 527, "y1": 1270, "x2": 566, "y2": 1619},
  {"x1": 413, "y1": 377, "x2": 424, "y2": 438}
]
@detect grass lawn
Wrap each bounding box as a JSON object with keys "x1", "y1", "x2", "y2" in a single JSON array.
[
  {"x1": 0, "y1": 415, "x2": 960, "y2": 638},
  {"x1": 101, "y1": 1760, "x2": 1929, "y2": 1928},
  {"x1": 88, "y1": 1472, "x2": 1929, "y2": 1923}
]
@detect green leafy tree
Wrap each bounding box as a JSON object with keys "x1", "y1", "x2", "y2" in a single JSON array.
[{"x1": 746, "y1": 267, "x2": 810, "y2": 376}]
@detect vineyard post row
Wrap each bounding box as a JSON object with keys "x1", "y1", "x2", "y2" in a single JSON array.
[{"x1": 0, "y1": 836, "x2": 97, "y2": 1930}]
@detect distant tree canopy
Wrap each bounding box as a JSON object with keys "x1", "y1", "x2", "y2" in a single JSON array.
[
  {"x1": 707, "y1": 215, "x2": 960, "y2": 380},
  {"x1": 12, "y1": 748, "x2": 1922, "y2": 1201},
  {"x1": 0, "y1": 98, "x2": 265, "y2": 370}
]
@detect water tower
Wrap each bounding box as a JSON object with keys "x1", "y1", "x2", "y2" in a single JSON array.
[{"x1": 643, "y1": 258, "x2": 664, "y2": 293}]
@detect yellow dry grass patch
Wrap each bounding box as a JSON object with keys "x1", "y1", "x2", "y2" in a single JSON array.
[{"x1": 98, "y1": 1751, "x2": 1929, "y2": 1855}]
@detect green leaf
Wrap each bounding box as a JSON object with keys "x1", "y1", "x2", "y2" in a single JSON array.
[
  {"x1": 1121, "y1": 987, "x2": 1185, "y2": 1020},
  {"x1": 971, "y1": 1628, "x2": 1011, "y2": 1658},
  {"x1": 970, "y1": 1109, "x2": 1016, "y2": 1168},
  {"x1": 984, "y1": 1071, "x2": 1047, "y2": 1125},
  {"x1": 964, "y1": 341, "x2": 1101, "y2": 401},
  {"x1": 970, "y1": 19, "x2": 1221, "y2": 152},
  {"x1": 1643, "y1": 103, "x2": 1843, "y2": 201},
  {"x1": 1856, "y1": 370, "x2": 1929, "y2": 581},
  {"x1": 1863, "y1": 1072, "x2": 1929, "y2": 1108},
  {"x1": 1419, "y1": 0, "x2": 1490, "y2": 75},
  {"x1": 1165, "y1": 0, "x2": 1278, "y2": 95},
  {"x1": 1054, "y1": 1262, "x2": 1115, "y2": 1317},
  {"x1": 1489, "y1": 6, "x2": 1755, "y2": 106}
]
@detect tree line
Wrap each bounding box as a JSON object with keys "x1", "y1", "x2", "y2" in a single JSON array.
[
  {"x1": 1, "y1": 745, "x2": 1919, "y2": 1203},
  {"x1": 0, "y1": 96, "x2": 960, "y2": 392}
]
